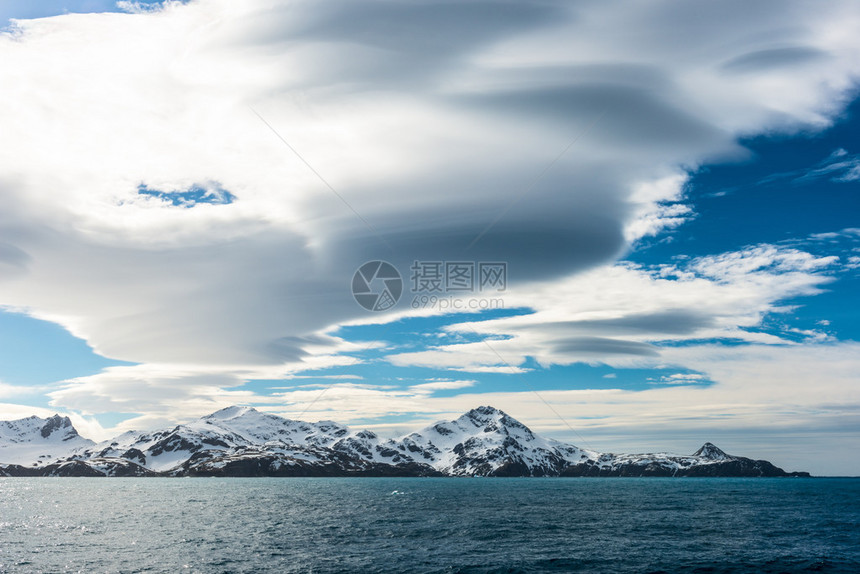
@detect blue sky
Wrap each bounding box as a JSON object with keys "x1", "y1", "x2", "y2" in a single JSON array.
[
  {"x1": 1, "y1": 0, "x2": 859, "y2": 474},
  {"x1": 0, "y1": 0, "x2": 158, "y2": 26}
]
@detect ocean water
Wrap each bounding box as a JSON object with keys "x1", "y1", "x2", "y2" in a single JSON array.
[{"x1": 0, "y1": 478, "x2": 858, "y2": 573}]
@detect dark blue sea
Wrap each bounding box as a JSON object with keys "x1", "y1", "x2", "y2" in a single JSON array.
[{"x1": 0, "y1": 477, "x2": 858, "y2": 573}]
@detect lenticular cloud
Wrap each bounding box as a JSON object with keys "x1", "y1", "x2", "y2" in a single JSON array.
[{"x1": 0, "y1": 0, "x2": 859, "y2": 425}]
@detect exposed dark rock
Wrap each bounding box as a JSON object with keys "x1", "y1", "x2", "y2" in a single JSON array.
[
  {"x1": 121, "y1": 448, "x2": 147, "y2": 465},
  {"x1": 40, "y1": 415, "x2": 76, "y2": 439},
  {"x1": 0, "y1": 407, "x2": 812, "y2": 478},
  {"x1": 42, "y1": 460, "x2": 105, "y2": 477},
  {"x1": 694, "y1": 442, "x2": 731, "y2": 460},
  {"x1": 0, "y1": 464, "x2": 41, "y2": 477}
]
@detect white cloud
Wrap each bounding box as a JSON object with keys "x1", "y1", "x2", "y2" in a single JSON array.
[
  {"x1": 47, "y1": 364, "x2": 268, "y2": 435},
  {"x1": 280, "y1": 374, "x2": 363, "y2": 381},
  {"x1": 649, "y1": 373, "x2": 707, "y2": 386},
  {"x1": 0, "y1": 381, "x2": 41, "y2": 399},
  {"x1": 0, "y1": 0, "x2": 859, "y2": 440},
  {"x1": 252, "y1": 341, "x2": 860, "y2": 474},
  {"x1": 624, "y1": 173, "x2": 694, "y2": 242},
  {"x1": 409, "y1": 379, "x2": 477, "y2": 392},
  {"x1": 0, "y1": 402, "x2": 61, "y2": 421},
  {"x1": 387, "y1": 244, "x2": 838, "y2": 371}
]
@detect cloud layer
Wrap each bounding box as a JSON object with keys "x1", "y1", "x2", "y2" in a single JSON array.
[{"x1": 0, "y1": 0, "x2": 859, "y2": 470}]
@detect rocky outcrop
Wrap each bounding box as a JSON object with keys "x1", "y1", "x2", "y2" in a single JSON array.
[{"x1": 0, "y1": 406, "x2": 810, "y2": 478}]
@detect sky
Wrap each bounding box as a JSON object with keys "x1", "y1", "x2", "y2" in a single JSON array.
[{"x1": 0, "y1": 0, "x2": 858, "y2": 475}]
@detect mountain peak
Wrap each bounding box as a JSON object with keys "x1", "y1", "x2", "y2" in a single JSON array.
[
  {"x1": 460, "y1": 406, "x2": 531, "y2": 433},
  {"x1": 40, "y1": 414, "x2": 76, "y2": 439},
  {"x1": 0, "y1": 409, "x2": 806, "y2": 477},
  {"x1": 0, "y1": 414, "x2": 93, "y2": 467},
  {"x1": 694, "y1": 442, "x2": 731, "y2": 460},
  {"x1": 463, "y1": 405, "x2": 506, "y2": 420},
  {"x1": 203, "y1": 406, "x2": 259, "y2": 420}
]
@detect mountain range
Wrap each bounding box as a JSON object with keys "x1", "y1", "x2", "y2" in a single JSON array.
[{"x1": 0, "y1": 406, "x2": 810, "y2": 477}]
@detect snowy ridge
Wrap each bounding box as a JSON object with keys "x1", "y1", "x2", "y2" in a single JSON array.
[
  {"x1": 0, "y1": 406, "x2": 810, "y2": 477},
  {"x1": 78, "y1": 406, "x2": 355, "y2": 473},
  {"x1": 399, "y1": 406, "x2": 594, "y2": 476},
  {"x1": 0, "y1": 414, "x2": 94, "y2": 467}
]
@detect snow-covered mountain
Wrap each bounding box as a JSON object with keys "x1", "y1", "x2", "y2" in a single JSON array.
[
  {"x1": 0, "y1": 406, "x2": 810, "y2": 477},
  {"x1": 75, "y1": 405, "x2": 425, "y2": 477},
  {"x1": 396, "y1": 405, "x2": 594, "y2": 476},
  {"x1": 0, "y1": 414, "x2": 94, "y2": 468}
]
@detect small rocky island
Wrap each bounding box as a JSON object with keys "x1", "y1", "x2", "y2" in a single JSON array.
[{"x1": 0, "y1": 406, "x2": 810, "y2": 478}]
